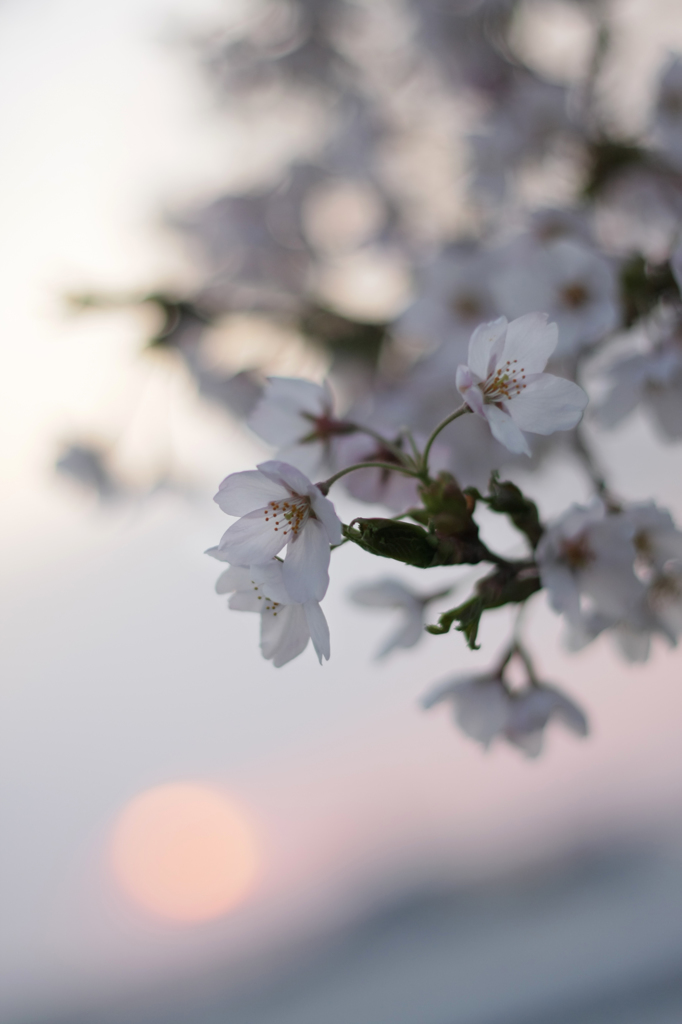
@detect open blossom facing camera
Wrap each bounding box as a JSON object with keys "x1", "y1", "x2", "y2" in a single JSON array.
[
  {"x1": 213, "y1": 561, "x2": 330, "y2": 666},
  {"x1": 536, "y1": 502, "x2": 645, "y2": 628},
  {"x1": 213, "y1": 460, "x2": 342, "y2": 603},
  {"x1": 456, "y1": 313, "x2": 588, "y2": 456}
]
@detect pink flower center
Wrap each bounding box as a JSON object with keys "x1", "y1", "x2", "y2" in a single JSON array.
[
  {"x1": 263, "y1": 495, "x2": 311, "y2": 538},
  {"x1": 483, "y1": 359, "x2": 528, "y2": 403}
]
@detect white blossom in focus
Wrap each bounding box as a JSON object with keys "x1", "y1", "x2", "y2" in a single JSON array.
[
  {"x1": 456, "y1": 313, "x2": 588, "y2": 456},
  {"x1": 350, "y1": 578, "x2": 446, "y2": 657},
  {"x1": 212, "y1": 561, "x2": 330, "y2": 666},
  {"x1": 492, "y1": 240, "x2": 619, "y2": 356},
  {"x1": 214, "y1": 460, "x2": 342, "y2": 603},
  {"x1": 536, "y1": 502, "x2": 645, "y2": 628},
  {"x1": 248, "y1": 377, "x2": 348, "y2": 476},
  {"x1": 422, "y1": 675, "x2": 588, "y2": 758}
]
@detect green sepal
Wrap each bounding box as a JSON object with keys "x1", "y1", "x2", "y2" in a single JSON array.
[
  {"x1": 483, "y1": 471, "x2": 543, "y2": 549},
  {"x1": 343, "y1": 518, "x2": 442, "y2": 568},
  {"x1": 426, "y1": 563, "x2": 541, "y2": 650}
]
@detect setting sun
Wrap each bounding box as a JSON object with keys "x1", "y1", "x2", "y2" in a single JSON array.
[{"x1": 110, "y1": 783, "x2": 259, "y2": 923}]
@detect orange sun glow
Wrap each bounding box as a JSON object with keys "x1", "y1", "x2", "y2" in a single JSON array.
[{"x1": 110, "y1": 782, "x2": 259, "y2": 922}]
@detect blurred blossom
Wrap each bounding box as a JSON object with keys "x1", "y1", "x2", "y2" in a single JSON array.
[
  {"x1": 349, "y1": 578, "x2": 450, "y2": 658},
  {"x1": 248, "y1": 376, "x2": 350, "y2": 477},
  {"x1": 393, "y1": 245, "x2": 499, "y2": 356},
  {"x1": 422, "y1": 674, "x2": 588, "y2": 758},
  {"x1": 491, "y1": 239, "x2": 620, "y2": 356},
  {"x1": 537, "y1": 502, "x2": 645, "y2": 628},
  {"x1": 55, "y1": 443, "x2": 123, "y2": 502},
  {"x1": 597, "y1": 337, "x2": 682, "y2": 439},
  {"x1": 469, "y1": 74, "x2": 574, "y2": 199}
]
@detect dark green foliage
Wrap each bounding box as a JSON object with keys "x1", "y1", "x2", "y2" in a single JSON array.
[
  {"x1": 582, "y1": 139, "x2": 648, "y2": 199},
  {"x1": 619, "y1": 254, "x2": 679, "y2": 327},
  {"x1": 343, "y1": 518, "x2": 444, "y2": 568}
]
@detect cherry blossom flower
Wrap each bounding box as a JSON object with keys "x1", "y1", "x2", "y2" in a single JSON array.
[
  {"x1": 248, "y1": 377, "x2": 351, "y2": 476},
  {"x1": 213, "y1": 460, "x2": 342, "y2": 603},
  {"x1": 597, "y1": 340, "x2": 682, "y2": 440},
  {"x1": 563, "y1": 503, "x2": 682, "y2": 661},
  {"x1": 393, "y1": 245, "x2": 498, "y2": 357},
  {"x1": 422, "y1": 675, "x2": 588, "y2": 758},
  {"x1": 536, "y1": 502, "x2": 645, "y2": 627},
  {"x1": 349, "y1": 578, "x2": 448, "y2": 658},
  {"x1": 491, "y1": 240, "x2": 619, "y2": 356},
  {"x1": 213, "y1": 561, "x2": 330, "y2": 667},
  {"x1": 455, "y1": 313, "x2": 588, "y2": 456}
]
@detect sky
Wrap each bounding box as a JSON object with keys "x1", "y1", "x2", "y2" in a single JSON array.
[{"x1": 2, "y1": 0, "x2": 682, "y2": 1021}]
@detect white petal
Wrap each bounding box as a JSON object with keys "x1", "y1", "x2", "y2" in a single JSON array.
[
  {"x1": 217, "y1": 509, "x2": 287, "y2": 566},
  {"x1": 282, "y1": 517, "x2": 331, "y2": 602},
  {"x1": 377, "y1": 607, "x2": 424, "y2": 658},
  {"x1": 310, "y1": 491, "x2": 343, "y2": 546},
  {"x1": 216, "y1": 566, "x2": 252, "y2": 594},
  {"x1": 205, "y1": 545, "x2": 231, "y2": 562},
  {"x1": 500, "y1": 313, "x2": 557, "y2": 374},
  {"x1": 452, "y1": 679, "x2": 511, "y2": 747},
  {"x1": 214, "y1": 470, "x2": 287, "y2": 515},
  {"x1": 248, "y1": 403, "x2": 311, "y2": 448},
  {"x1": 467, "y1": 317, "x2": 507, "y2": 379},
  {"x1": 260, "y1": 603, "x2": 310, "y2": 666},
  {"x1": 228, "y1": 590, "x2": 263, "y2": 612},
  {"x1": 248, "y1": 377, "x2": 328, "y2": 446},
  {"x1": 456, "y1": 365, "x2": 485, "y2": 417},
  {"x1": 484, "y1": 403, "x2": 531, "y2": 456},
  {"x1": 304, "y1": 601, "x2": 330, "y2": 663},
  {"x1": 257, "y1": 459, "x2": 315, "y2": 497},
  {"x1": 250, "y1": 560, "x2": 291, "y2": 605},
  {"x1": 276, "y1": 441, "x2": 325, "y2": 477},
  {"x1": 507, "y1": 375, "x2": 588, "y2": 434},
  {"x1": 264, "y1": 377, "x2": 329, "y2": 413}
]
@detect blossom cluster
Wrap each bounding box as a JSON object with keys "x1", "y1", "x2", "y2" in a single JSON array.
[{"x1": 65, "y1": 0, "x2": 682, "y2": 756}]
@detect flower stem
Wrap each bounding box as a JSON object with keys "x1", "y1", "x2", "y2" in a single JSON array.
[
  {"x1": 421, "y1": 405, "x2": 470, "y2": 475},
  {"x1": 318, "y1": 460, "x2": 421, "y2": 494}
]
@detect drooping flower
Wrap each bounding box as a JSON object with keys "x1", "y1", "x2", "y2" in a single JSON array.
[
  {"x1": 455, "y1": 313, "x2": 588, "y2": 456},
  {"x1": 349, "y1": 578, "x2": 449, "y2": 658},
  {"x1": 422, "y1": 674, "x2": 588, "y2": 758},
  {"x1": 212, "y1": 560, "x2": 330, "y2": 667},
  {"x1": 248, "y1": 377, "x2": 353, "y2": 476},
  {"x1": 213, "y1": 460, "x2": 342, "y2": 604}
]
